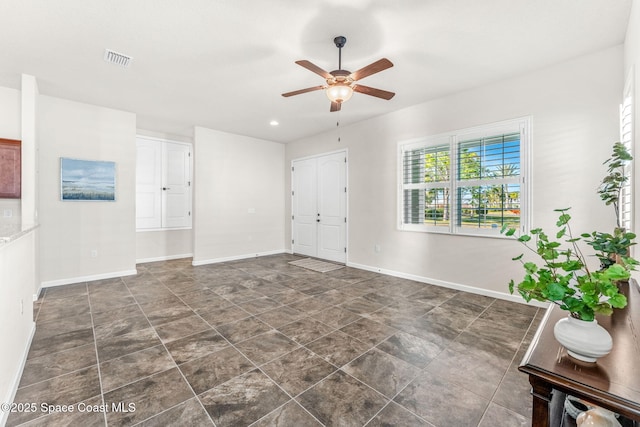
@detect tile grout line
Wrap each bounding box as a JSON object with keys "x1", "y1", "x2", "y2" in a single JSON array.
[{"x1": 86, "y1": 280, "x2": 110, "y2": 427}]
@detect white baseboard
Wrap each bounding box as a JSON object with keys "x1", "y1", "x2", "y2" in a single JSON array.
[
  {"x1": 346, "y1": 261, "x2": 548, "y2": 309},
  {"x1": 136, "y1": 253, "x2": 193, "y2": 264},
  {"x1": 1, "y1": 321, "x2": 36, "y2": 427},
  {"x1": 40, "y1": 269, "x2": 138, "y2": 289},
  {"x1": 192, "y1": 249, "x2": 286, "y2": 266}
]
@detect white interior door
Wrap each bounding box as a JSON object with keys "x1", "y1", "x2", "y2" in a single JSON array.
[
  {"x1": 292, "y1": 158, "x2": 317, "y2": 258},
  {"x1": 136, "y1": 138, "x2": 162, "y2": 229},
  {"x1": 317, "y1": 152, "x2": 346, "y2": 262},
  {"x1": 292, "y1": 151, "x2": 346, "y2": 263},
  {"x1": 162, "y1": 142, "x2": 192, "y2": 228}
]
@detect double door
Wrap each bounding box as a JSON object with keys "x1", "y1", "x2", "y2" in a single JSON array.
[
  {"x1": 292, "y1": 151, "x2": 347, "y2": 263},
  {"x1": 136, "y1": 137, "x2": 192, "y2": 230}
]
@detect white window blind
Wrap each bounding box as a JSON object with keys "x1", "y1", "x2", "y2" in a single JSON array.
[
  {"x1": 455, "y1": 132, "x2": 521, "y2": 233},
  {"x1": 620, "y1": 89, "x2": 633, "y2": 232},
  {"x1": 398, "y1": 117, "x2": 530, "y2": 237}
]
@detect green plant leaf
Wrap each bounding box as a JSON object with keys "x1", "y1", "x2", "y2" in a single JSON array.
[
  {"x1": 518, "y1": 235, "x2": 531, "y2": 242},
  {"x1": 523, "y1": 262, "x2": 538, "y2": 275},
  {"x1": 609, "y1": 293, "x2": 628, "y2": 308},
  {"x1": 561, "y1": 260, "x2": 583, "y2": 271},
  {"x1": 512, "y1": 254, "x2": 523, "y2": 261},
  {"x1": 603, "y1": 264, "x2": 630, "y2": 280},
  {"x1": 556, "y1": 213, "x2": 571, "y2": 226},
  {"x1": 545, "y1": 282, "x2": 567, "y2": 300}
]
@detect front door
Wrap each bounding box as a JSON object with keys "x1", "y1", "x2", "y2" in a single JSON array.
[{"x1": 292, "y1": 151, "x2": 347, "y2": 263}]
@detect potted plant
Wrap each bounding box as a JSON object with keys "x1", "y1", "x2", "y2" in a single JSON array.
[
  {"x1": 501, "y1": 209, "x2": 630, "y2": 321},
  {"x1": 585, "y1": 142, "x2": 636, "y2": 269},
  {"x1": 501, "y1": 209, "x2": 633, "y2": 361},
  {"x1": 501, "y1": 142, "x2": 637, "y2": 362}
]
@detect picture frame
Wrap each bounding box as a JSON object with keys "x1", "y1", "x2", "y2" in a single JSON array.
[{"x1": 60, "y1": 157, "x2": 116, "y2": 201}]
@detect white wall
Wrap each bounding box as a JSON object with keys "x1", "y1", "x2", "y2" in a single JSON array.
[
  {"x1": 193, "y1": 127, "x2": 285, "y2": 264},
  {"x1": 136, "y1": 229, "x2": 193, "y2": 262},
  {"x1": 0, "y1": 86, "x2": 22, "y2": 217},
  {"x1": 21, "y1": 75, "x2": 38, "y2": 226},
  {"x1": 0, "y1": 231, "x2": 36, "y2": 427},
  {"x1": 38, "y1": 95, "x2": 137, "y2": 286},
  {"x1": 0, "y1": 83, "x2": 36, "y2": 427},
  {"x1": 286, "y1": 46, "x2": 623, "y2": 298}
]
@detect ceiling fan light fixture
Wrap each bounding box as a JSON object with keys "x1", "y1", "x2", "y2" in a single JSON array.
[{"x1": 326, "y1": 84, "x2": 353, "y2": 104}]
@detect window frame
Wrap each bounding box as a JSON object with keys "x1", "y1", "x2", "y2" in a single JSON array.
[{"x1": 398, "y1": 117, "x2": 531, "y2": 238}]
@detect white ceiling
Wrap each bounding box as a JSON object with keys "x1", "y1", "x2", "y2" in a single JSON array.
[{"x1": 0, "y1": 0, "x2": 632, "y2": 143}]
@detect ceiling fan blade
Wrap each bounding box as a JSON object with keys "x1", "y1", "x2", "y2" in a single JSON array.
[
  {"x1": 349, "y1": 58, "x2": 393, "y2": 81},
  {"x1": 282, "y1": 85, "x2": 325, "y2": 97},
  {"x1": 330, "y1": 102, "x2": 341, "y2": 112},
  {"x1": 353, "y1": 84, "x2": 395, "y2": 100},
  {"x1": 296, "y1": 60, "x2": 333, "y2": 79}
]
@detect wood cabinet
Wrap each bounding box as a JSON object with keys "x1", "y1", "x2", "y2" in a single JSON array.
[
  {"x1": 519, "y1": 279, "x2": 640, "y2": 426},
  {"x1": 0, "y1": 138, "x2": 21, "y2": 198}
]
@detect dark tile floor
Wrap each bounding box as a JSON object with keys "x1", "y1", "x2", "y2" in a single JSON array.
[{"x1": 8, "y1": 254, "x2": 541, "y2": 426}]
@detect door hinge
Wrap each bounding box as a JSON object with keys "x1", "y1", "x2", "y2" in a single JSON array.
[
  {"x1": 292, "y1": 166, "x2": 294, "y2": 172},
  {"x1": 344, "y1": 157, "x2": 347, "y2": 163},
  {"x1": 292, "y1": 239, "x2": 294, "y2": 244},
  {"x1": 188, "y1": 181, "x2": 191, "y2": 186},
  {"x1": 292, "y1": 190, "x2": 294, "y2": 196},
  {"x1": 344, "y1": 247, "x2": 347, "y2": 253},
  {"x1": 344, "y1": 217, "x2": 347, "y2": 223},
  {"x1": 344, "y1": 187, "x2": 347, "y2": 193},
  {"x1": 188, "y1": 211, "x2": 191, "y2": 216},
  {"x1": 292, "y1": 215, "x2": 294, "y2": 220}
]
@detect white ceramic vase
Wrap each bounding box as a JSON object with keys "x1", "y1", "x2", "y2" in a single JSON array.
[{"x1": 553, "y1": 315, "x2": 612, "y2": 362}]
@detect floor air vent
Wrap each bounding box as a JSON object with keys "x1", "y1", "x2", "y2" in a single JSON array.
[{"x1": 103, "y1": 49, "x2": 132, "y2": 68}]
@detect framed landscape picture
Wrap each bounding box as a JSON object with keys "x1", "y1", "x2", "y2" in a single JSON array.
[{"x1": 60, "y1": 157, "x2": 116, "y2": 201}]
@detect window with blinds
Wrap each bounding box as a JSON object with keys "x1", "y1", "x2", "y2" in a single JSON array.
[
  {"x1": 398, "y1": 117, "x2": 530, "y2": 236},
  {"x1": 456, "y1": 133, "x2": 521, "y2": 232},
  {"x1": 402, "y1": 143, "x2": 451, "y2": 228},
  {"x1": 620, "y1": 90, "x2": 633, "y2": 232}
]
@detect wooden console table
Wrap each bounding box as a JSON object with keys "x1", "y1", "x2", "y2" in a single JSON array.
[{"x1": 519, "y1": 279, "x2": 640, "y2": 427}]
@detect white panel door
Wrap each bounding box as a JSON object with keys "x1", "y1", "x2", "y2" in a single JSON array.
[
  {"x1": 317, "y1": 152, "x2": 346, "y2": 262},
  {"x1": 292, "y1": 158, "x2": 317, "y2": 257},
  {"x1": 292, "y1": 151, "x2": 346, "y2": 263},
  {"x1": 163, "y1": 142, "x2": 192, "y2": 228},
  {"x1": 136, "y1": 138, "x2": 162, "y2": 229}
]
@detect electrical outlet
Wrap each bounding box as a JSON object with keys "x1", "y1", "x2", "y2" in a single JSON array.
[
  {"x1": 3, "y1": 209, "x2": 12, "y2": 218},
  {"x1": 374, "y1": 244, "x2": 381, "y2": 253},
  {"x1": 91, "y1": 249, "x2": 98, "y2": 258}
]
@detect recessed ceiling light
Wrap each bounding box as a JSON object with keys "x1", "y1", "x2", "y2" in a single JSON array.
[{"x1": 270, "y1": 120, "x2": 279, "y2": 126}]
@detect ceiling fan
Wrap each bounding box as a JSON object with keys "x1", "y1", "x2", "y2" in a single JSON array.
[{"x1": 282, "y1": 36, "x2": 395, "y2": 112}]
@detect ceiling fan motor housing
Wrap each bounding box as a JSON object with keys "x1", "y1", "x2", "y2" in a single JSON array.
[{"x1": 334, "y1": 36, "x2": 347, "y2": 48}]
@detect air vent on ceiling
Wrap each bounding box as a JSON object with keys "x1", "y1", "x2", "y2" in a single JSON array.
[{"x1": 103, "y1": 49, "x2": 132, "y2": 68}]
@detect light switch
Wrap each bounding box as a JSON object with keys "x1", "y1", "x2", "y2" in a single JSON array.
[{"x1": 247, "y1": 208, "x2": 256, "y2": 214}]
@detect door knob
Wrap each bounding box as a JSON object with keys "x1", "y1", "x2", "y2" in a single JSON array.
[{"x1": 162, "y1": 187, "x2": 171, "y2": 190}]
